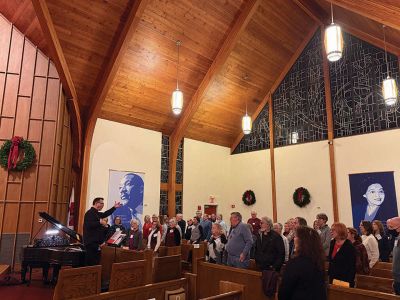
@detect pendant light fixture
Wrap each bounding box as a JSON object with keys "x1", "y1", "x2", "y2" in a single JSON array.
[
  {"x1": 242, "y1": 100, "x2": 252, "y2": 135},
  {"x1": 324, "y1": 1, "x2": 343, "y2": 62},
  {"x1": 171, "y1": 40, "x2": 183, "y2": 115},
  {"x1": 381, "y1": 25, "x2": 398, "y2": 106}
]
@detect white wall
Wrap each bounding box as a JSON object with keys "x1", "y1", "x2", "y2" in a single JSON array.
[
  {"x1": 229, "y1": 150, "x2": 272, "y2": 221},
  {"x1": 87, "y1": 118, "x2": 162, "y2": 218},
  {"x1": 182, "y1": 139, "x2": 230, "y2": 219},
  {"x1": 335, "y1": 129, "x2": 400, "y2": 227},
  {"x1": 275, "y1": 141, "x2": 333, "y2": 226}
]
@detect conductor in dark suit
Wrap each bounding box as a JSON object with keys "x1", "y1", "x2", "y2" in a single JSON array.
[{"x1": 83, "y1": 197, "x2": 122, "y2": 266}]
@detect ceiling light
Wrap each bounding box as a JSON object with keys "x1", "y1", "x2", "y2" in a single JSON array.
[
  {"x1": 242, "y1": 100, "x2": 252, "y2": 135},
  {"x1": 324, "y1": 2, "x2": 343, "y2": 62},
  {"x1": 171, "y1": 40, "x2": 183, "y2": 115},
  {"x1": 382, "y1": 25, "x2": 398, "y2": 106}
]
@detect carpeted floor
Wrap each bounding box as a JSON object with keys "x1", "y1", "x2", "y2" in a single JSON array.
[{"x1": 0, "y1": 270, "x2": 54, "y2": 300}]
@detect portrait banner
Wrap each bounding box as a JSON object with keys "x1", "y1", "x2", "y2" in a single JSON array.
[
  {"x1": 107, "y1": 169, "x2": 145, "y2": 229},
  {"x1": 349, "y1": 171, "x2": 398, "y2": 229}
]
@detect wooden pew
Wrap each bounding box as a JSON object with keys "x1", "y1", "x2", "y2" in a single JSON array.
[
  {"x1": 153, "y1": 254, "x2": 182, "y2": 283},
  {"x1": 53, "y1": 265, "x2": 101, "y2": 300},
  {"x1": 356, "y1": 275, "x2": 394, "y2": 294},
  {"x1": 374, "y1": 262, "x2": 392, "y2": 270},
  {"x1": 166, "y1": 245, "x2": 182, "y2": 256},
  {"x1": 328, "y1": 284, "x2": 398, "y2": 300},
  {"x1": 195, "y1": 260, "x2": 272, "y2": 300},
  {"x1": 75, "y1": 277, "x2": 188, "y2": 300},
  {"x1": 109, "y1": 260, "x2": 147, "y2": 291},
  {"x1": 370, "y1": 268, "x2": 392, "y2": 279},
  {"x1": 115, "y1": 248, "x2": 144, "y2": 262},
  {"x1": 0, "y1": 265, "x2": 10, "y2": 276},
  {"x1": 100, "y1": 246, "x2": 117, "y2": 286}
]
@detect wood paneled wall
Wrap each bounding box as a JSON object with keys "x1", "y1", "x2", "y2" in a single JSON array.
[{"x1": 0, "y1": 15, "x2": 74, "y2": 267}]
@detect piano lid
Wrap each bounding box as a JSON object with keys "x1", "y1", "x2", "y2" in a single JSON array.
[{"x1": 39, "y1": 212, "x2": 82, "y2": 243}]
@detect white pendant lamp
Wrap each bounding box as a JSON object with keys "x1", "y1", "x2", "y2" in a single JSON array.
[
  {"x1": 242, "y1": 100, "x2": 252, "y2": 135},
  {"x1": 324, "y1": 2, "x2": 343, "y2": 62},
  {"x1": 171, "y1": 40, "x2": 183, "y2": 115},
  {"x1": 382, "y1": 25, "x2": 398, "y2": 106}
]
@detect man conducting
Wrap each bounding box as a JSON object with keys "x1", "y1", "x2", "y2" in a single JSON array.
[{"x1": 83, "y1": 197, "x2": 121, "y2": 265}]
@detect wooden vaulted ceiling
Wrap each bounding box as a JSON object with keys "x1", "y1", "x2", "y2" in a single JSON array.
[{"x1": 1, "y1": 0, "x2": 400, "y2": 149}]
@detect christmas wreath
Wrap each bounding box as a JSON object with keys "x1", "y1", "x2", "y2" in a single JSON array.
[
  {"x1": 242, "y1": 190, "x2": 256, "y2": 206},
  {"x1": 293, "y1": 187, "x2": 311, "y2": 208},
  {"x1": 0, "y1": 136, "x2": 36, "y2": 171}
]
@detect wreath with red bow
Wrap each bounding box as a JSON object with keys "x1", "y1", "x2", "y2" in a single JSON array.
[
  {"x1": 0, "y1": 136, "x2": 36, "y2": 171},
  {"x1": 293, "y1": 187, "x2": 311, "y2": 208},
  {"x1": 242, "y1": 190, "x2": 256, "y2": 206}
]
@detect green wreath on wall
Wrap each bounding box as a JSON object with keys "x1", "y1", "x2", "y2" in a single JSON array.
[
  {"x1": 242, "y1": 190, "x2": 256, "y2": 206},
  {"x1": 0, "y1": 137, "x2": 36, "y2": 171},
  {"x1": 293, "y1": 187, "x2": 311, "y2": 208}
]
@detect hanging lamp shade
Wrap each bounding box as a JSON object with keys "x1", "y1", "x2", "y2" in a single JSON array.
[
  {"x1": 324, "y1": 23, "x2": 343, "y2": 62},
  {"x1": 171, "y1": 88, "x2": 183, "y2": 115},
  {"x1": 291, "y1": 131, "x2": 299, "y2": 144},
  {"x1": 242, "y1": 113, "x2": 252, "y2": 135},
  {"x1": 383, "y1": 76, "x2": 398, "y2": 106}
]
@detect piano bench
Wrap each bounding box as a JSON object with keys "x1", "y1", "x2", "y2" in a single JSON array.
[{"x1": 0, "y1": 265, "x2": 10, "y2": 276}]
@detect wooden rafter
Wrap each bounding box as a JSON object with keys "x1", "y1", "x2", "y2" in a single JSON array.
[
  {"x1": 78, "y1": 0, "x2": 148, "y2": 232},
  {"x1": 293, "y1": 0, "x2": 400, "y2": 55},
  {"x1": 32, "y1": 0, "x2": 82, "y2": 168},
  {"x1": 167, "y1": 0, "x2": 261, "y2": 217},
  {"x1": 328, "y1": 0, "x2": 400, "y2": 32},
  {"x1": 231, "y1": 23, "x2": 320, "y2": 153}
]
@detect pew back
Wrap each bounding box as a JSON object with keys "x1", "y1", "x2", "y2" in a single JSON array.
[
  {"x1": 374, "y1": 262, "x2": 392, "y2": 270},
  {"x1": 153, "y1": 254, "x2": 182, "y2": 283},
  {"x1": 75, "y1": 278, "x2": 188, "y2": 300},
  {"x1": 100, "y1": 246, "x2": 117, "y2": 285},
  {"x1": 109, "y1": 260, "x2": 147, "y2": 291},
  {"x1": 356, "y1": 275, "x2": 393, "y2": 294},
  {"x1": 115, "y1": 248, "x2": 144, "y2": 263},
  {"x1": 370, "y1": 268, "x2": 392, "y2": 279},
  {"x1": 53, "y1": 265, "x2": 101, "y2": 300},
  {"x1": 328, "y1": 285, "x2": 398, "y2": 300},
  {"x1": 196, "y1": 261, "x2": 271, "y2": 300}
]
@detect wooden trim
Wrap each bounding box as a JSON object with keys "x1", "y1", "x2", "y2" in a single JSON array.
[
  {"x1": 339, "y1": 23, "x2": 400, "y2": 56},
  {"x1": 328, "y1": 0, "x2": 400, "y2": 32},
  {"x1": 231, "y1": 23, "x2": 320, "y2": 152},
  {"x1": 268, "y1": 95, "x2": 277, "y2": 222},
  {"x1": 160, "y1": 183, "x2": 168, "y2": 191},
  {"x1": 32, "y1": 0, "x2": 82, "y2": 168},
  {"x1": 160, "y1": 182, "x2": 182, "y2": 192},
  {"x1": 320, "y1": 25, "x2": 339, "y2": 222},
  {"x1": 78, "y1": 0, "x2": 148, "y2": 232},
  {"x1": 167, "y1": 144, "x2": 179, "y2": 217},
  {"x1": 292, "y1": 0, "x2": 326, "y2": 25}
]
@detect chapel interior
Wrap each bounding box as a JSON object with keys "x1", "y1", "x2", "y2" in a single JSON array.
[{"x1": 0, "y1": 0, "x2": 400, "y2": 299}]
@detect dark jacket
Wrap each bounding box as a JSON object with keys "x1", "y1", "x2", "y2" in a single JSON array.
[
  {"x1": 328, "y1": 239, "x2": 356, "y2": 287},
  {"x1": 376, "y1": 234, "x2": 391, "y2": 262},
  {"x1": 278, "y1": 256, "x2": 327, "y2": 300},
  {"x1": 124, "y1": 228, "x2": 143, "y2": 250},
  {"x1": 353, "y1": 240, "x2": 370, "y2": 275},
  {"x1": 184, "y1": 225, "x2": 193, "y2": 240},
  {"x1": 178, "y1": 220, "x2": 186, "y2": 236},
  {"x1": 254, "y1": 230, "x2": 285, "y2": 271},
  {"x1": 83, "y1": 207, "x2": 116, "y2": 246},
  {"x1": 165, "y1": 227, "x2": 181, "y2": 247}
]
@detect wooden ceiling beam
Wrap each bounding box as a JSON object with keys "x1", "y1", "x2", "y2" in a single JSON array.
[
  {"x1": 295, "y1": 0, "x2": 400, "y2": 55},
  {"x1": 169, "y1": 0, "x2": 261, "y2": 148},
  {"x1": 292, "y1": 0, "x2": 328, "y2": 25},
  {"x1": 328, "y1": 0, "x2": 400, "y2": 32},
  {"x1": 78, "y1": 0, "x2": 148, "y2": 232},
  {"x1": 32, "y1": 0, "x2": 82, "y2": 168},
  {"x1": 231, "y1": 23, "x2": 320, "y2": 153}
]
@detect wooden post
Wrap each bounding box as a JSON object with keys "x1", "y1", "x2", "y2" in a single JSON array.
[
  {"x1": 268, "y1": 94, "x2": 277, "y2": 222},
  {"x1": 321, "y1": 25, "x2": 339, "y2": 222}
]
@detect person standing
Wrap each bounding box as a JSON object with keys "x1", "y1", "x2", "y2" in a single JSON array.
[
  {"x1": 142, "y1": 215, "x2": 152, "y2": 240},
  {"x1": 200, "y1": 214, "x2": 212, "y2": 241},
  {"x1": 247, "y1": 211, "x2": 261, "y2": 236},
  {"x1": 176, "y1": 214, "x2": 186, "y2": 236},
  {"x1": 316, "y1": 213, "x2": 331, "y2": 256},
  {"x1": 225, "y1": 212, "x2": 253, "y2": 269},
  {"x1": 347, "y1": 227, "x2": 370, "y2": 275},
  {"x1": 372, "y1": 220, "x2": 391, "y2": 262},
  {"x1": 273, "y1": 222, "x2": 289, "y2": 262},
  {"x1": 83, "y1": 197, "x2": 121, "y2": 266},
  {"x1": 387, "y1": 217, "x2": 400, "y2": 295},
  {"x1": 124, "y1": 219, "x2": 143, "y2": 250},
  {"x1": 360, "y1": 220, "x2": 380, "y2": 268},
  {"x1": 165, "y1": 219, "x2": 181, "y2": 247},
  {"x1": 328, "y1": 222, "x2": 356, "y2": 287},
  {"x1": 254, "y1": 217, "x2": 285, "y2": 271},
  {"x1": 278, "y1": 226, "x2": 327, "y2": 300}
]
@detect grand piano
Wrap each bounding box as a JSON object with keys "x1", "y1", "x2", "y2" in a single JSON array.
[{"x1": 21, "y1": 212, "x2": 85, "y2": 284}]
